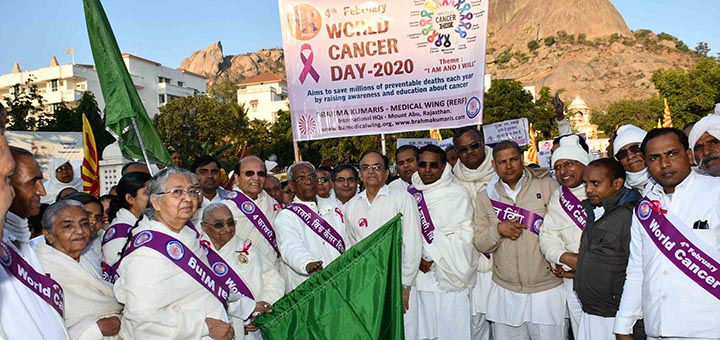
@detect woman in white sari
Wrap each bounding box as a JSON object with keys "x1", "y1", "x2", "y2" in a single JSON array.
[
  {"x1": 102, "y1": 172, "x2": 151, "y2": 267},
  {"x1": 35, "y1": 200, "x2": 124, "y2": 339}
]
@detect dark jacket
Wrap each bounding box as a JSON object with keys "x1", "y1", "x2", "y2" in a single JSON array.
[{"x1": 574, "y1": 187, "x2": 641, "y2": 317}]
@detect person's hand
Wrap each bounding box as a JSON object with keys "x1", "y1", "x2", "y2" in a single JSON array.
[
  {"x1": 559, "y1": 252, "x2": 578, "y2": 270},
  {"x1": 552, "y1": 264, "x2": 575, "y2": 278},
  {"x1": 551, "y1": 96, "x2": 564, "y2": 121},
  {"x1": 245, "y1": 324, "x2": 257, "y2": 334},
  {"x1": 305, "y1": 261, "x2": 323, "y2": 274},
  {"x1": 419, "y1": 258, "x2": 434, "y2": 273},
  {"x1": 252, "y1": 301, "x2": 273, "y2": 317},
  {"x1": 497, "y1": 218, "x2": 526, "y2": 240},
  {"x1": 402, "y1": 286, "x2": 410, "y2": 313},
  {"x1": 96, "y1": 316, "x2": 121, "y2": 336},
  {"x1": 616, "y1": 334, "x2": 634, "y2": 340},
  {"x1": 205, "y1": 317, "x2": 234, "y2": 340}
]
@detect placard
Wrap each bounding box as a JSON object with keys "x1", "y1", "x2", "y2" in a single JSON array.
[{"x1": 482, "y1": 118, "x2": 529, "y2": 146}]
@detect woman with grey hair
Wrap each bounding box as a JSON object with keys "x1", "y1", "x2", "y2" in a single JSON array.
[
  {"x1": 36, "y1": 200, "x2": 124, "y2": 339},
  {"x1": 113, "y1": 168, "x2": 270, "y2": 340}
]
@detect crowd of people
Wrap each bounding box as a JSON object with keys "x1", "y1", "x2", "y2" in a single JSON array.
[{"x1": 0, "y1": 97, "x2": 719, "y2": 340}]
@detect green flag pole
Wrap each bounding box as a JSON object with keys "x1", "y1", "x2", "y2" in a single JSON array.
[{"x1": 130, "y1": 116, "x2": 154, "y2": 175}]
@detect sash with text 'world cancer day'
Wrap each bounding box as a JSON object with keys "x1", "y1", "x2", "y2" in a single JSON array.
[
  {"x1": 101, "y1": 222, "x2": 132, "y2": 246},
  {"x1": 226, "y1": 190, "x2": 280, "y2": 255},
  {"x1": 489, "y1": 199, "x2": 545, "y2": 235},
  {"x1": 124, "y1": 230, "x2": 232, "y2": 306},
  {"x1": 407, "y1": 186, "x2": 436, "y2": 244},
  {"x1": 201, "y1": 240, "x2": 255, "y2": 299},
  {"x1": 635, "y1": 197, "x2": 720, "y2": 300},
  {"x1": 0, "y1": 241, "x2": 65, "y2": 316},
  {"x1": 559, "y1": 186, "x2": 587, "y2": 231},
  {"x1": 284, "y1": 203, "x2": 346, "y2": 254}
]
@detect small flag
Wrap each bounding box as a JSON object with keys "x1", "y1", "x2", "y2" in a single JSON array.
[
  {"x1": 657, "y1": 118, "x2": 662, "y2": 129},
  {"x1": 662, "y1": 98, "x2": 673, "y2": 128},
  {"x1": 81, "y1": 113, "x2": 100, "y2": 196},
  {"x1": 430, "y1": 129, "x2": 442, "y2": 141},
  {"x1": 526, "y1": 123, "x2": 539, "y2": 164},
  {"x1": 67, "y1": 48, "x2": 74, "y2": 55}
]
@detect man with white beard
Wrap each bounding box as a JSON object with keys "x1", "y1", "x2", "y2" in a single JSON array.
[{"x1": 688, "y1": 113, "x2": 720, "y2": 177}]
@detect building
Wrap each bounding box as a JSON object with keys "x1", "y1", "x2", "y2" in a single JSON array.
[
  {"x1": 566, "y1": 95, "x2": 601, "y2": 139},
  {"x1": 0, "y1": 54, "x2": 206, "y2": 118},
  {"x1": 237, "y1": 72, "x2": 288, "y2": 123}
]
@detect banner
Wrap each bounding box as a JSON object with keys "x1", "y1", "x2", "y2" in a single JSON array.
[
  {"x1": 482, "y1": 118, "x2": 529, "y2": 146},
  {"x1": 6, "y1": 131, "x2": 82, "y2": 179},
  {"x1": 397, "y1": 137, "x2": 453, "y2": 150},
  {"x1": 279, "y1": 0, "x2": 489, "y2": 141}
]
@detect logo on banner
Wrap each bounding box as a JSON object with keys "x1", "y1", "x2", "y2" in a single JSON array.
[
  {"x1": 413, "y1": 193, "x2": 423, "y2": 203},
  {"x1": 466, "y1": 96, "x2": 481, "y2": 119},
  {"x1": 637, "y1": 200, "x2": 652, "y2": 221},
  {"x1": 212, "y1": 262, "x2": 228, "y2": 277},
  {"x1": 298, "y1": 114, "x2": 317, "y2": 136},
  {"x1": 531, "y1": 218, "x2": 544, "y2": 234},
  {"x1": 0, "y1": 243, "x2": 11, "y2": 267},
  {"x1": 104, "y1": 227, "x2": 116, "y2": 241},
  {"x1": 417, "y1": 0, "x2": 474, "y2": 49},
  {"x1": 241, "y1": 201, "x2": 256, "y2": 214},
  {"x1": 133, "y1": 231, "x2": 153, "y2": 247},
  {"x1": 226, "y1": 191, "x2": 238, "y2": 199},
  {"x1": 166, "y1": 241, "x2": 185, "y2": 260},
  {"x1": 286, "y1": 4, "x2": 322, "y2": 41}
]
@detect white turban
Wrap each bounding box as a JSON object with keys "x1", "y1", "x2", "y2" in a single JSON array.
[
  {"x1": 689, "y1": 114, "x2": 720, "y2": 151},
  {"x1": 613, "y1": 124, "x2": 647, "y2": 158},
  {"x1": 552, "y1": 135, "x2": 592, "y2": 166}
]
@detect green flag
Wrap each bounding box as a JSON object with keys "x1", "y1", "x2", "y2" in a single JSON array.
[
  {"x1": 83, "y1": 0, "x2": 172, "y2": 165},
  {"x1": 255, "y1": 214, "x2": 404, "y2": 339}
]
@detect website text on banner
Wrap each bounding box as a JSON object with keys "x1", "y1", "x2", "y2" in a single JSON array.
[{"x1": 279, "y1": 0, "x2": 489, "y2": 141}]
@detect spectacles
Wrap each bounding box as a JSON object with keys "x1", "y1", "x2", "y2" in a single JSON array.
[
  {"x1": 292, "y1": 174, "x2": 317, "y2": 183},
  {"x1": 158, "y1": 188, "x2": 202, "y2": 199},
  {"x1": 56, "y1": 164, "x2": 72, "y2": 172},
  {"x1": 418, "y1": 161, "x2": 442, "y2": 169},
  {"x1": 243, "y1": 170, "x2": 267, "y2": 177},
  {"x1": 334, "y1": 177, "x2": 357, "y2": 184},
  {"x1": 457, "y1": 141, "x2": 482, "y2": 154},
  {"x1": 202, "y1": 219, "x2": 236, "y2": 229},
  {"x1": 615, "y1": 144, "x2": 642, "y2": 160},
  {"x1": 552, "y1": 160, "x2": 578, "y2": 171},
  {"x1": 317, "y1": 177, "x2": 329, "y2": 184},
  {"x1": 360, "y1": 164, "x2": 384, "y2": 171}
]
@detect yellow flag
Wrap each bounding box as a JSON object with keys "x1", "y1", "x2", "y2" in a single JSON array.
[
  {"x1": 430, "y1": 129, "x2": 442, "y2": 141},
  {"x1": 657, "y1": 118, "x2": 662, "y2": 129},
  {"x1": 662, "y1": 98, "x2": 673, "y2": 128},
  {"x1": 67, "y1": 48, "x2": 74, "y2": 55}
]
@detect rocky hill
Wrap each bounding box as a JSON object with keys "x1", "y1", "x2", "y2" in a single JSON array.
[{"x1": 179, "y1": 0, "x2": 697, "y2": 110}]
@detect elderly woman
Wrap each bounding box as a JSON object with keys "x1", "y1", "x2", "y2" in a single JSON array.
[
  {"x1": 35, "y1": 200, "x2": 124, "y2": 340},
  {"x1": 201, "y1": 203, "x2": 283, "y2": 340},
  {"x1": 102, "y1": 172, "x2": 151, "y2": 267},
  {"x1": 63, "y1": 192, "x2": 106, "y2": 258},
  {"x1": 42, "y1": 158, "x2": 82, "y2": 204},
  {"x1": 114, "y1": 168, "x2": 270, "y2": 340}
]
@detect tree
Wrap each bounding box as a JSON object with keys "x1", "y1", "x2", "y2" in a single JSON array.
[
  {"x1": 695, "y1": 42, "x2": 711, "y2": 57},
  {"x1": 40, "y1": 102, "x2": 81, "y2": 132},
  {"x1": 652, "y1": 57, "x2": 720, "y2": 127},
  {"x1": 77, "y1": 92, "x2": 115, "y2": 158},
  {"x1": 482, "y1": 80, "x2": 556, "y2": 140},
  {"x1": 4, "y1": 76, "x2": 49, "y2": 131},
  {"x1": 209, "y1": 78, "x2": 240, "y2": 104},
  {"x1": 591, "y1": 97, "x2": 664, "y2": 134}
]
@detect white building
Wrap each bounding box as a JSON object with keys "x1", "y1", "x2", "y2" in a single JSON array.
[
  {"x1": 237, "y1": 72, "x2": 288, "y2": 123},
  {"x1": 0, "y1": 54, "x2": 206, "y2": 118}
]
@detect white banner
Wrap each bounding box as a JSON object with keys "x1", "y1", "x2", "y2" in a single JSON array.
[
  {"x1": 279, "y1": 0, "x2": 489, "y2": 141},
  {"x1": 6, "y1": 131, "x2": 83, "y2": 179},
  {"x1": 397, "y1": 137, "x2": 454, "y2": 150},
  {"x1": 482, "y1": 118, "x2": 529, "y2": 146}
]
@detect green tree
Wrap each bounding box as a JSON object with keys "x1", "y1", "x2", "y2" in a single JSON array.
[
  {"x1": 482, "y1": 80, "x2": 556, "y2": 140},
  {"x1": 40, "y1": 101, "x2": 81, "y2": 132},
  {"x1": 4, "y1": 76, "x2": 49, "y2": 131},
  {"x1": 75, "y1": 92, "x2": 116, "y2": 158},
  {"x1": 695, "y1": 42, "x2": 710, "y2": 57},
  {"x1": 591, "y1": 97, "x2": 664, "y2": 134},
  {"x1": 652, "y1": 57, "x2": 720, "y2": 127},
  {"x1": 210, "y1": 78, "x2": 240, "y2": 104}
]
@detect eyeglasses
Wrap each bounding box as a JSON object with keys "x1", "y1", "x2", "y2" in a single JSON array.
[
  {"x1": 243, "y1": 170, "x2": 267, "y2": 177},
  {"x1": 158, "y1": 188, "x2": 202, "y2": 199},
  {"x1": 360, "y1": 164, "x2": 384, "y2": 171},
  {"x1": 202, "y1": 219, "x2": 236, "y2": 229},
  {"x1": 56, "y1": 164, "x2": 72, "y2": 172},
  {"x1": 317, "y1": 177, "x2": 329, "y2": 184},
  {"x1": 457, "y1": 141, "x2": 482, "y2": 154},
  {"x1": 552, "y1": 160, "x2": 578, "y2": 171},
  {"x1": 292, "y1": 174, "x2": 317, "y2": 183},
  {"x1": 334, "y1": 177, "x2": 357, "y2": 184},
  {"x1": 615, "y1": 144, "x2": 642, "y2": 160},
  {"x1": 418, "y1": 161, "x2": 442, "y2": 169}
]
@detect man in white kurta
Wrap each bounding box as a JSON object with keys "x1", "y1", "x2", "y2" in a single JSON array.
[
  {"x1": 1, "y1": 148, "x2": 69, "y2": 340},
  {"x1": 222, "y1": 156, "x2": 281, "y2": 264},
  {"x1": 114, "y1": 218, "x2": 256, "y2": 339},
  {"x1": 388, "y1": 145, "x2": 419, "y2": 191},
  {"x1": 451, "y1": 127, "x2": 496, "y2": 340},
  {"x1": 538, "y1": 135, "x2": 592, "y2": 335},
  {"x1": 412, "y1": 146, "x2": 477, "y2": 340},
  {"x1": 274, "y1": 162, "x2": 348, "y2": 290},
  {"x1": 345, "y1": 151, "x2": 423, "y2": 339},
  {"x1": 614, "y1": 129, "x2": 720, "y2": 339}
]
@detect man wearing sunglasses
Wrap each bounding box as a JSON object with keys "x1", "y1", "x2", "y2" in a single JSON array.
[
  {"x1": 410, "y1": 145, "x2": 477, "y2": 340},
  {"x1": 538, "y1": 135, "x2": 593, "y2": 335},
  {"x1": 222, "y1": 156, "x2": 282, "y2": 265},
  {"x1": 613, "y1": 125, "x2": 650, "y2": 192},
  {"x1": 451, "y1": 126, "x2": 496, "y2": 340},
  {"x1": 474, "y1": 140, "x2": 565, "y2": 339},
  {"x1": 688, "y1": 113, "x2": 720, "y2": 177},
  {"x1": 345, "y1": 151, "x2": 422, "y2": 339}
]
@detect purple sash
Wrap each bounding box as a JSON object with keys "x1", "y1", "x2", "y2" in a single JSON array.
[
  {"x1": 284, "y1": 203, "x2": 346, "y2": 254},
  {"x1": 0, "y1": 242, "x2": 65, "y2": 316},
  {"x1": 201, "y1": 241, "x2": 255, "y2": 299},
  {"x1": 407, "y1": 186, "x2": 436, "y2": 244},
  {"x1": 101, "y1": 260, "x2": 119, "y2": 284},
  {"x1": 489, "y1": 199, "x2": 545, "y2": 235},
  {"x1": 101, "y1": 222, "x2": 132, "y2": 246},
  {"x1": 635, "y1": 197, "x2": 720, "y2": 300},
  {"x1": 124, "y1": 230, "x2": 230, "y2": 306},
  {"x1": 226, "y1": 191, "x2": 280, "y2": 255},
  {"x1": 559, "y1": 186, "x2": 587, "y2": 231}
]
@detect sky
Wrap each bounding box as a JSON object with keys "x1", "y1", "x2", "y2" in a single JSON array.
[{"x1": 1, "y1": 0, "x2": 718, "y2": 73}]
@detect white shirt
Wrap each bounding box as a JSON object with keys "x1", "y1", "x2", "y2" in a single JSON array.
[
  {"x1": 539, "y1": 184, "x2": 587, "y2": 267},
  {"x1": 388, "y1": 177, "x2": 410, "y2": 191},
  {"x1": 614, "y1": 172, "x2": 720, "y2": 337},
  {"x1": 274, "y1": 197, "x2": 348, "y2": 290},
  {"x1": 101, "y1": 208, "x2": 138, "y2": 267},
  {"x1": 222, "y1": 190, "x2": 280, "y2": 264},
  {"x1": 345, "y1": 184, "x2": 422, "y2": 287}
]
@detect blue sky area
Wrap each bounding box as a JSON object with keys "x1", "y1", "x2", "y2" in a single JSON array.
[{"x1": 1, "y1": 0, "x2": 717, "y2": 72}]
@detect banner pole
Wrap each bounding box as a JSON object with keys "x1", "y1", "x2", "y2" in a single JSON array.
[
  {"x1": 381, "y1": 133, "x2": 387, "y2": 155},
  {"x1": 130, "y1": 116, "x2": 154, "y2": 175},
  {"x1": 293, "y1": 140, "x2": 300, "y2": 163}
]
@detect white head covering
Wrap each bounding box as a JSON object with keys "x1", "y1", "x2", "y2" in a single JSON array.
[
  {"x1": 551, "y1": 135, "x2": 592, "y2": 166},
  {"x1": 613, "y1": 125, "x2": 647, "y2": 159},
  {"x1": 688, "y1": 114, "x2": 720, "y2": 151},
  {"x1": 41, "y1": 158, "x2": 82, "y2": 204}
]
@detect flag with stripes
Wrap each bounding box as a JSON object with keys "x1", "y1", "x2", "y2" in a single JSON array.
[
  {"x1": 663, "y1": 98, "x2": 673, "y2": 128},
  {"x1": 526, "y1": 123, "x2": 539, "y2": 164},
  {"x1": 82, "y1": 113, "x2": 100, "y2": 196},
  {"x1": 430, "y1": 129, "x2": 442, "y2": 141}
]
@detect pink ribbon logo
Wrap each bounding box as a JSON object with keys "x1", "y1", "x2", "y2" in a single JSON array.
[{"x1": 299, "y1": 44, "x2": 320, "y2": 84}]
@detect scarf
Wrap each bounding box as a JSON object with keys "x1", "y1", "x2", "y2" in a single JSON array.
[
  {"x1": 4, "y1": 212, "x2": 31, "y2": 245},
  {"x1": 625, "y1": 168, "x2": 650, "y2": 191},
  {"x1": 452, "y1": 146, "x2": 495, "y2": 185}
]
